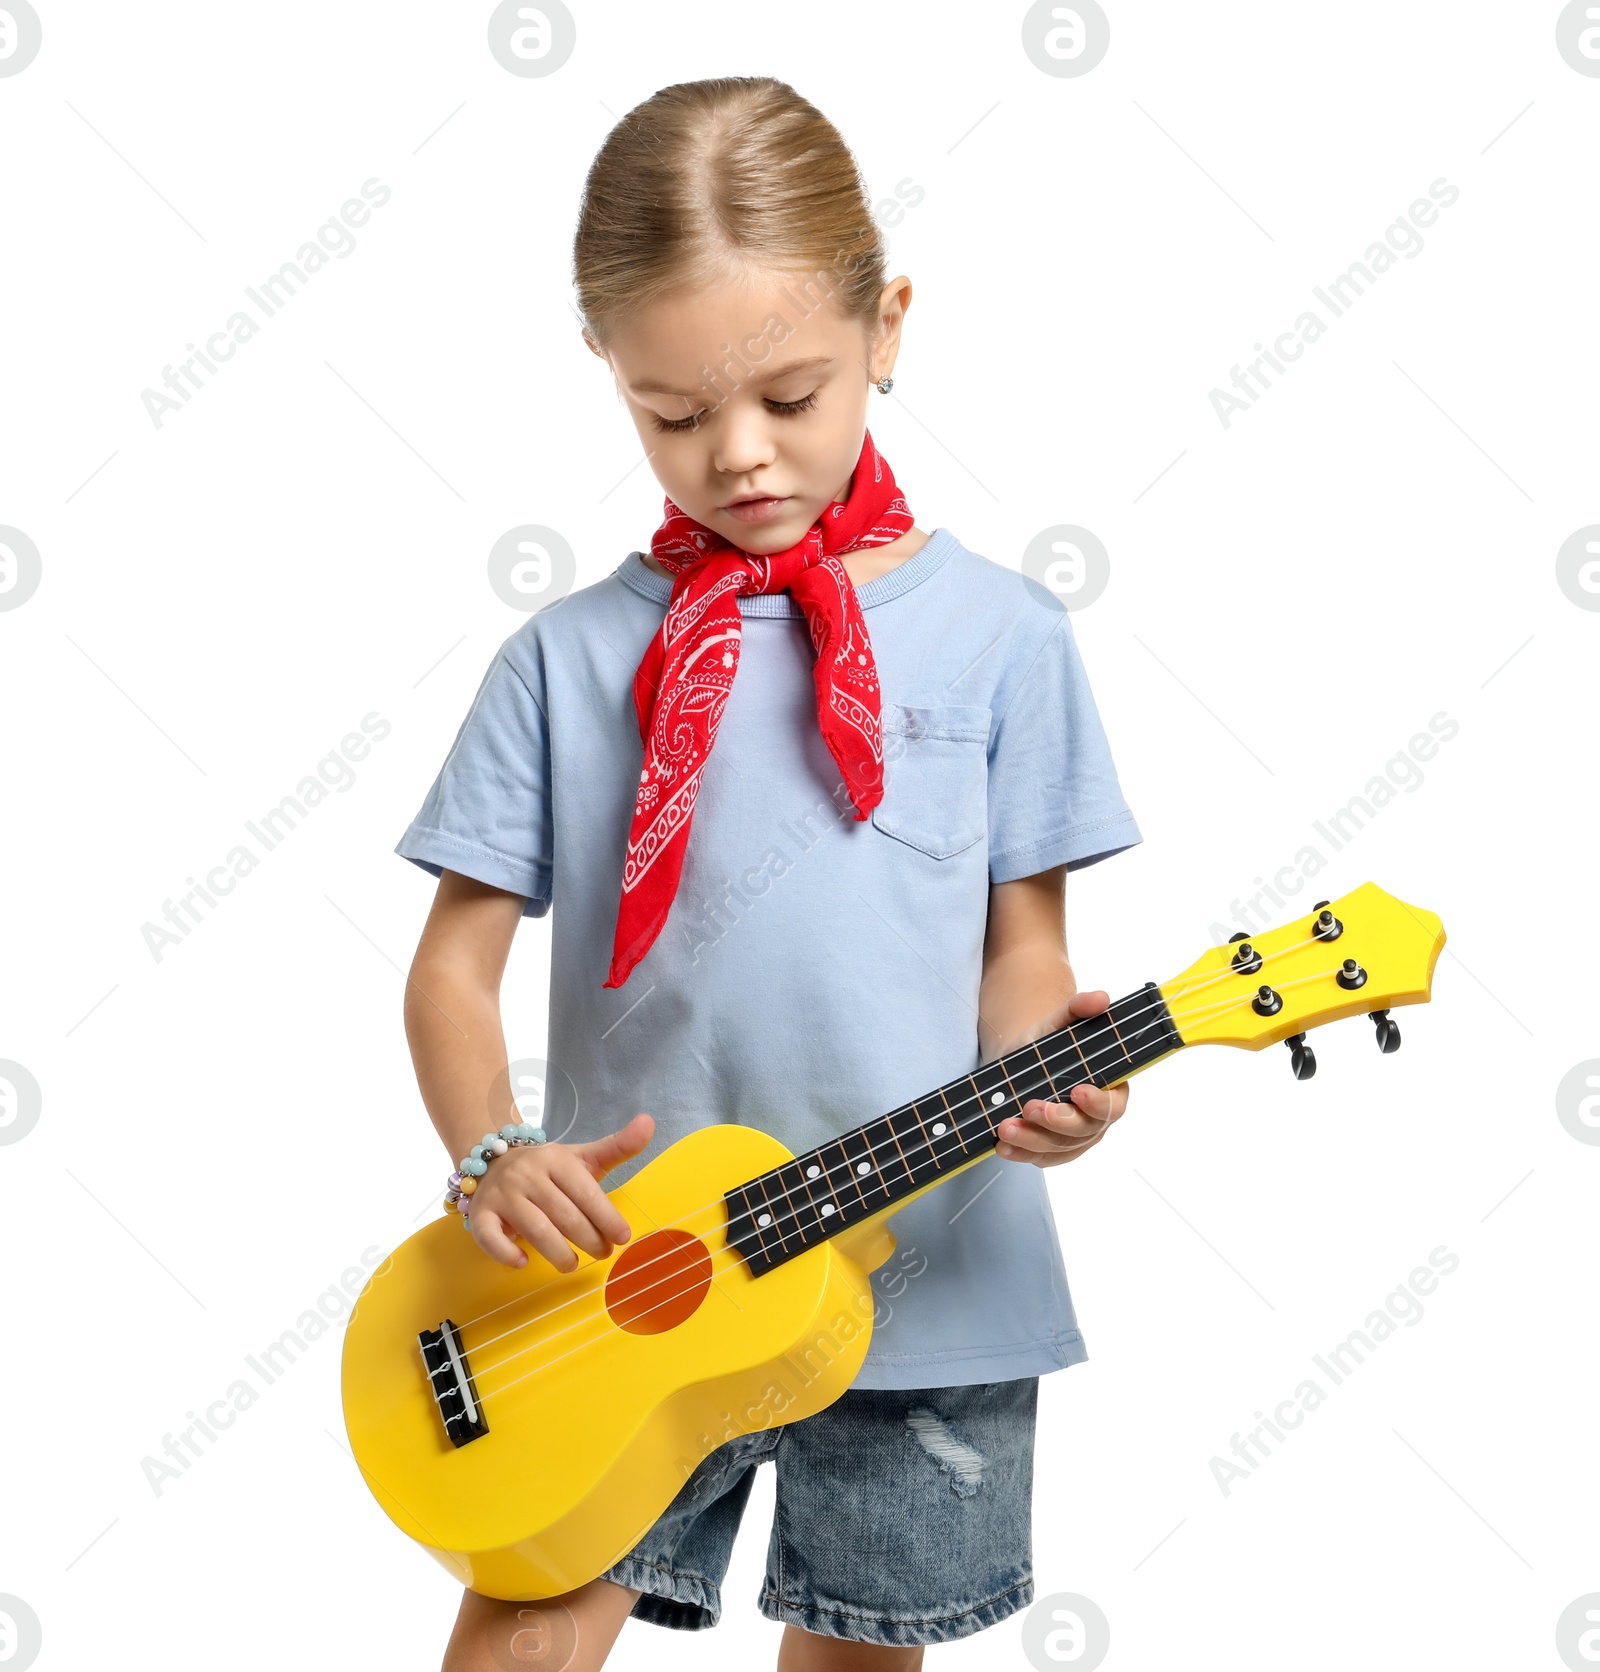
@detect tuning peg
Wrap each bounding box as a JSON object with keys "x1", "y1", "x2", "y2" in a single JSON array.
[
  {"x1": 1335, "y1": 959, "x2": 1368, "y2": 991},
  {"x1": 1370, "y1": 1008, "x2": 1401, "y2": 1053},
  {"x1": 1284, "y1": 1032, "x2": 1316, "y2": 1079},
  {"x1": 1230, "y1": 940, "x2": 1263, "y2": 975},
  {"x1": 1311, "y1": 907, "x2": 1343, "y2": 942}
]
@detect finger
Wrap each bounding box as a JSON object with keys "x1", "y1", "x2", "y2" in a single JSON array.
[
  {"x1": 998, "y1": 1101, "x2": 1101, "y2": 1154},
  {"x1": 468, "y1": 1207, "x2": 528, "y2": 1270},
  {"x1": 527, "y1": 1175, "x2": 624, "y2": 1261},
  {"x1": 497, "y1": 1197, "x2": 583, "y2": 1273},
  {"x1": 1032, "y1": 1094, "x2": 1107, "y2": 1138},
  {"x1": 996, "y1": 1133, "x2": 1099, "y2": 1164},
  {"x1": 1068, "y1": 1082, "x2": 1125, "y2": 1125},
  {"x1": 1065, "y1": 988, "x2": 1112, "y2": 1020},
  {"x1": 547, "y1": 1157, "x2": 633, "y2": 1246},
  {"x1": 575, "y1": 1112, "x2": 655, "y2": 1179},
  {"x1": 1000, "y1": 1128, "x2": 1107, "y2": 1165}
]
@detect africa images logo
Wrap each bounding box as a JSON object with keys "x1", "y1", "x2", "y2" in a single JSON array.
[{"x1": 0, "y1": 2, "x2": 43, "y2": 77}]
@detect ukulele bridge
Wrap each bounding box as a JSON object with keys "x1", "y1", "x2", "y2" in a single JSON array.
[{"x1": 418, "y1": 1319, "x2": 489, "y2": 1448}]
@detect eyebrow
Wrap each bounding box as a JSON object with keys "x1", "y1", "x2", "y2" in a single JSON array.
[{"x1": 630, "y1": 354, "x2": 835, "y2": 399}]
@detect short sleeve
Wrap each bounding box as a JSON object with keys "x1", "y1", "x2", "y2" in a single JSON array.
[
  {"x1": 394, "y1": 647, "x2": 553, "y2": 917},
  {"x1": 987, "y1": 612, "x2": 1142, "y2": 883}
]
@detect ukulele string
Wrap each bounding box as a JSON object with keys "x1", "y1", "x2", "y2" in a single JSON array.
[
  {"x1": 457, "y1": 937, "x2": 1330, "y2": 1363},
  {"x1": 467, "y1": 958, "x2": 1356, "y2": 1404},
  {"x1": 466, "y1": 962, "x2": 1347, "y2": 1399},
  {"x1": 457, "y1": 958, "x2": 1250, "y2": 1358},
  {"x1": 462, "y1": 954, "x2": 1342, "y2": 1391},
  {"x1": 455, "y1": 933, "x2": 1330, "y2": 1355}
]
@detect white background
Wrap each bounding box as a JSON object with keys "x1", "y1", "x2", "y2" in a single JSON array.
[{"x1": 2, "y1": 2, "x2": 1596, "y2": 1668}]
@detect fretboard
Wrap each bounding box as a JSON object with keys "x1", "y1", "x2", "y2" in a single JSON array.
[{"x1": 724, "y1": 982, "x2": 1183, "y2": 1277}]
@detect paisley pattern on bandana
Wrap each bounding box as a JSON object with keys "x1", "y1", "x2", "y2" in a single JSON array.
[{"x1": 605, "y1": 430, "x2": 912, "y2": 988}]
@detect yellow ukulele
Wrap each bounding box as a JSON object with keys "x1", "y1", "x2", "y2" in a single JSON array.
[{"x1": 341, "y1": 880, "x2": 1444, "y2": 1599}]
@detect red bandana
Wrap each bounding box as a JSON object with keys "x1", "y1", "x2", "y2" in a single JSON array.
[{"x1": 605, "y1": 430, "x2": 912, "y2": 988}]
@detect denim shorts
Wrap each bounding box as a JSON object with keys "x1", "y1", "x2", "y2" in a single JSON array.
[{"x1": 598, "y1": 1376, "x2": 1038, "y2": 1647}]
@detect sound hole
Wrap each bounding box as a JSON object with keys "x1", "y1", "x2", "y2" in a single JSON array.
[{"x1": 604, "y1": 1228, "x2": 712, "y2": 1335}]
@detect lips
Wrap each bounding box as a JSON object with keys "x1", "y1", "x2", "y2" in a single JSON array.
[{"x1": 722, "y1": 495, "x2": 789, "y2": 525}]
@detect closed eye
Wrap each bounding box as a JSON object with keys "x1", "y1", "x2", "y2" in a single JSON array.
[
  {"x1": 651, "y1": 391, "x2": 819, "y2": 434},
  {"x1": 766, "y1": 391, "x2": 819, "y2": 418}
]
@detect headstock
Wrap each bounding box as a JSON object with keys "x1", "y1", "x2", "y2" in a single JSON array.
[{"x1": 1158, "y1": 882, "x2": 1445, "y2": 1077}]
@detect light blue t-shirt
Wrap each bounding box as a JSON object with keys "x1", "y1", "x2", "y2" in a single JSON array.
[{"x1": 396, "y1": 526, "x2": 1142, "y2": 1389}]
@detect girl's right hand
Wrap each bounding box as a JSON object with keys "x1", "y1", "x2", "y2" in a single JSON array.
[{"x1": 465, "y1": 1112, "x2": 654, "y2": 1271}]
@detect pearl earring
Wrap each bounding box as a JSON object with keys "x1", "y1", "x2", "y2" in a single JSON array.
[{"x1": 875, "y1": 375, "x2": 894, "y2": 394}]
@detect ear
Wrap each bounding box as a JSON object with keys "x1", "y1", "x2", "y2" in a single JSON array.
[
  {"x1": 582, "y1": 330, "x2": 606, "y2": 360},
  {"x1": 870, "y1": 275, "x2": 913, "y2": 381}
]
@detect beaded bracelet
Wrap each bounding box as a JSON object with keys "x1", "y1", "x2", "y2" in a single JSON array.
[{"x1": 444, "y1": 1121, "x2": 546, "y2": 1223}]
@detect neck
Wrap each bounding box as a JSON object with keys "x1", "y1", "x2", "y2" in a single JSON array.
[
  {"x1": 840, "y1": 525, "x2": 928, "y2": 584},
  {"x1": 640, "y1": 525, "x2": 929, "y2": 586},
  {"x1": 725, "y1": 983, "x2": 1183, "y2": 1277}
]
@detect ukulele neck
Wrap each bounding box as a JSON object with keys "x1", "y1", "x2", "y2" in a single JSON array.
[{"x1": 724, "y1": 982, "x2": 1183, "y2": 1277}]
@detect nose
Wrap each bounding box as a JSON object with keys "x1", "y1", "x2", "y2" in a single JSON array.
[{"x1": 711, "y1": 401, "x2": 777, "y2": 479}]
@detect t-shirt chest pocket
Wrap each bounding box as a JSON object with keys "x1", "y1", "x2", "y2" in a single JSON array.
[{"x1": 870, "y1": 702, "x2": 992, "y2": 860}]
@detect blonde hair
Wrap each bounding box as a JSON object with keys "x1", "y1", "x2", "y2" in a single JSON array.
[{"x1": 573, "y1": 76, "x2": 887, "y2": 350}]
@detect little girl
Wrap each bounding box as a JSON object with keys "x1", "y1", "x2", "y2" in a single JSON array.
[{"x1": 397, "y1": 76, "x2": 1141, "y2": 1672}]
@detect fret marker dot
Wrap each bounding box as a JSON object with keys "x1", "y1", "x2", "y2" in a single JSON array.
[
  {"x1": 806, "y1": 1164, "x2": 820, "y2": 1178},
  {"x1": 932, "y1": 1121, "x2": 947, "y2": 1136},
  {"x1": 757, "y1": 1213, "x2": 772, "y2": 1227},
  {"x1": 856, "y1": 1161, "x2": 871, "y2": 1175},
  {"x1": 989, "y1": 1092, "x2": 1005, "y2": 1106},
  {"x1": 821, "y1": 1203, "x2": 836, "y2": 1216}
]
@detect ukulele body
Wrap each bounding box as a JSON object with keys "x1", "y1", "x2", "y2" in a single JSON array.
[{"x1": 341, "y1": 1122, "x2": 939, "y2": 1601}]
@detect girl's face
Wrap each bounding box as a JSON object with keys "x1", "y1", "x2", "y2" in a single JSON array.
[{"x1": 592, "y1": 268, "x2": 909, "y2": 555}]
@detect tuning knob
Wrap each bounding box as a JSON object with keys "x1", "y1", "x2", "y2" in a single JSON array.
[
  {"x1": 1230, "y1": 941, "x2": 1263, "y2": 975},
  {"x1": 1284, "y1": 1032, "x2": 1316, "y2": 1079},
  {"x1": 1370, "y1": 1008, "x2": 1402, "y2": 1053},
  {"x1": 1311, "y1": 908, "x2": 1343, "y2": 942}
]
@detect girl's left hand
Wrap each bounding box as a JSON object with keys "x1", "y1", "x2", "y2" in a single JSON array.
[{"x1": 990, "y1": 989, "x2": 1130, "y2": 1168}]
